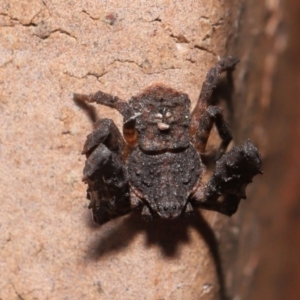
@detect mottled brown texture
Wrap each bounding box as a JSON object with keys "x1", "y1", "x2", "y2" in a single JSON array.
[
  {"x1": 196, "y1": 140, "x2": 262, "y2": 215},
  {"x1": 128, "y1": 145, "x2": 202, "y2": 219},
  {"x1": 79, "y1": 73, "x2": 261, "y2": 225},
  {"x1": 131, "y1": 85, "x2": 191, "y2": 151},
  {"x1": 0, "y1": 0, "x2": 244, "y2": 299},
  {"x1": 219, "y1": 0, "x2": 300, "y2": 299}
]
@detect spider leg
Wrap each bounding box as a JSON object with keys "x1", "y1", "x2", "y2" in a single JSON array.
[
  {"x1": 82, "y1": 119, "x2": 132, "y2": 225},
  {"x1": 191, "y1": 140, "x2": 262, "y2": 216},
  {"x1": 190, "y1": 56, "x2": 239, "y2": 135},
  {"x1": 82, "y1": 118, "x2": 124, "y2": 156},
  {"x1": 74, "y1": 91, "x2": 133, "y2": 120},
  {"x1": 193, "y1": 106, "x2": 232, "y2": 157},
  {"x1": 190, "y1": 56, "x2": 239, "y2": 157},
  {"x1": 74, "y1": 91, "x2": 137, "y2": 146}
]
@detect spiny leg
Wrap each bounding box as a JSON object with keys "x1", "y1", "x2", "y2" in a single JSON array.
[
  {"x1": 190, "y1": 59, "x2": 262, "y2": 215},
  {"x1": 193, "y1": 106, "x2": 232, "y2": 158},
  {"x1": 190, "y1": 56, "x2": 239, "y2": 135},
  {"x1": 73, "y1": 91, "x2": 137, "y2": 146},
  {"x1": 83, "y1": 119, "x2": 131, "y2": 225},
  {"x1": 83, "y1": 118, "x2": 124, "y2": 156},
  {"x1": 190, "y1": 56, "x2": 239, "y2": 158},
  {"x1": 74, "y1": 90, "x2": 133, "y2": 120},
  {"x1": 191, "y1": 140, "x2": 262, "y2": 216}
]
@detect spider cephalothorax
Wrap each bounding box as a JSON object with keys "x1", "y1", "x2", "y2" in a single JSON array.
[
  {"x1": 130, "y1": 85, "x2": 191, "y2": 151},
  {"x1": 74, "y1": 56, "x2": 262, "y2": 225}
]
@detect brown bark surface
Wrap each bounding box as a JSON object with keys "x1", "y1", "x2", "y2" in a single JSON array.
[
  {"x1": 0, "y1": 1, "x2": 240, "y2": 299},
  {"x1": 225, "y1": 0, "x2": 300, "y2": 299}
]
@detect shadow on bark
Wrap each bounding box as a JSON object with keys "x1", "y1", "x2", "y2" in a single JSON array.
[{"x1": 85, "y1": 211, "x2": 229, "y2": 299}]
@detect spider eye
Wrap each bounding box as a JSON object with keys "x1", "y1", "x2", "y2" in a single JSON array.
[
  {"x1": 150, "y1": 112, "x2": 163, "y2": 123},
  {"x1": 157, "y1": 122, "x2": 170, "y2": 130},
  {"x1": 154, "y1": 113, "x2": 163, "y2": 119},
  {"x1": 165, "y1": 111, "x2": 172, "y2": 118}
]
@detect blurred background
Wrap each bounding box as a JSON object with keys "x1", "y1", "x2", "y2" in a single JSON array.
[{"x1": 227, "y1": 0, "x2": 300, "y2": 299}]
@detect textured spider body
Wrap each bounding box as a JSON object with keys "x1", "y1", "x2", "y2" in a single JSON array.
[
  {"x1": 127, "y1": 87, "x2": 202, "y2": 219},
  {"x1": 74, "y1": 57, "x2": 262, "y2": 225}
]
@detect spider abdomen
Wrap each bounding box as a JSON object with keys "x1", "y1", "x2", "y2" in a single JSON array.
[{"x1": 127, "y1": 145, "x2": 203, "y2": 218}]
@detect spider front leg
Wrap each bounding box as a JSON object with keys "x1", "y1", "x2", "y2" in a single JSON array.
[
  {"x1": 190, "y1": 56, "x2": 239, "y2": 156},
  {"x1": 74, "y1": 91, "x2": 137, "y2": 146},
  {"x1": 82, "y1": 119, "x2": 132, "y2": 225},
  {"x1": 190, "y1": 56, "x2": 239, "y2": 132},
  {"x1": 189, "y1": 57, "x2": 262, "y2": 215},
  {"x1": 194, "y1": 106, "x2": 232, "y2": 158}
]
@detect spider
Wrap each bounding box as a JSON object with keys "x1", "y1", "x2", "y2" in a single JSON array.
[{"x1": 74, "y1": 56, "x2": 262, "y2": 225}]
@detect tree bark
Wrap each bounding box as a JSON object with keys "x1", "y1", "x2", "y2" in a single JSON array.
[{"x1": 225, "y1": 1, "x2": 300, "y2": 299}]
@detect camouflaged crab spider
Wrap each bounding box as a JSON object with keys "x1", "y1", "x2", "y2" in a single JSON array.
[{"x1": 74, "y1": 56, "x2": 262, "y2": 225}]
